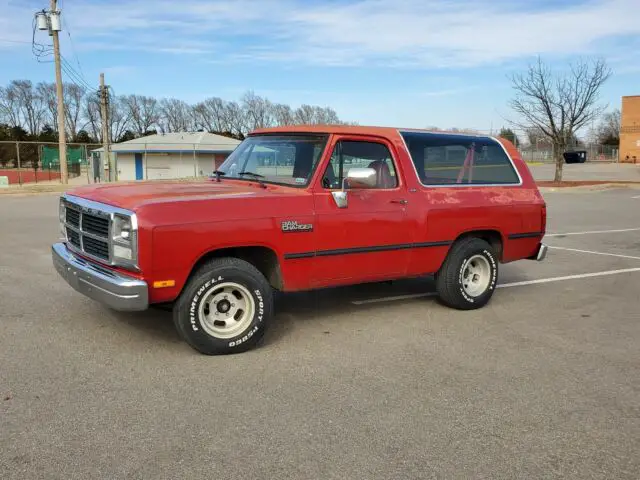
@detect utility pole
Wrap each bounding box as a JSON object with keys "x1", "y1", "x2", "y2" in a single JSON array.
[
  {"x1": 44, "y1": 0, "x2": 68, "y2": 183},
  {"x1": 99, "y1": 73, "x2": 113, "y2": 181}
]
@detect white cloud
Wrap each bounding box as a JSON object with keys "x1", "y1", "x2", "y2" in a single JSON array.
[{"x1": 5, "y1": 0, "x2": 640, "y2": 68}]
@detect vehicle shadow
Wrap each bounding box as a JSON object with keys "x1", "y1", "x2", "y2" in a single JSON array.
[
  {"x1": 103, "y1": 277, "x2": 437, "y2": 349},
  {"x1": 263, "y1": 277, "x2": 437, "y2": 346}
]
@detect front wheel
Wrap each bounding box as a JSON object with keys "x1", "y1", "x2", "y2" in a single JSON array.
[
  {"x1": 173, "y1": 258, "x2": 273, "y2": 355},
  {"x1": 435, "y1": 238, "x2": 498, "y2": 310}
]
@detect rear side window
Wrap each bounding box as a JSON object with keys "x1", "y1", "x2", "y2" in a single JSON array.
[{"x1": 400, "y1": 131, "x2": 520, "y2": 185}]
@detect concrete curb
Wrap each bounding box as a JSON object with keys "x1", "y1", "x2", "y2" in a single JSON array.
[{"x1": 539, "y1": 183, "x2": 640, "y2": 193}]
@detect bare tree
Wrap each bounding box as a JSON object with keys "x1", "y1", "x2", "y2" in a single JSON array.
[
  {"x1": 312, "y1": 106, "x2": 341, "y2": 125},
  {"x1": 36, "y1": 82, "x2": 58, "y2": 130},
  {"x1": 595, "y1": 109, "x2": 620, "y2": 146},
  {"x1": 324, "y1": 107, "x2": 341, "y2": 125},
  {"x1": 1, "y1": 79, "x2": 353, "y2": 142},
  {"x1": 0, "y1": 85, "x2": 21, "y2": 127},
  {"x1": 159, "y1": 98, "x2": 194, "y2": 133},
  {"x1": 294, "y1": 104, "x2": 315, "y2": 125},
  {"x1": 192, "y1": 97, "x2": 228, "y2": 132},
  {"x1": 241, "y1": 91, "x2": 274, "y2": 131},
  {"x1": 223, "y1": 101, "x2": 246, "y2": 137},
  {"x1": 272, "y1": 103, "x2": 294, "y2": 126},
  {"x1": 5, "y1": 80, "x2": 45, "y2": 135},
  {"x1": 525, "y1": 126, "x2": 544, "y2": 146},
  {"x1": 510, "y1": 57, "x2": 611, "y2": 181},
  {"x1": 125, "y1": 94, "x2": 159, "y2": 135},
  {"x1": 449, "y1": 127, "x2": 481, "y2": 134},
  {"x1": 83, "y1": 93, "x2": 102, "y2": 141},
  {"x1": 109, "y1": 95, "x2": 132, "y2": 142},
  {"x1": 64, "y1": 83, "x2": 86, "y2": 140}
]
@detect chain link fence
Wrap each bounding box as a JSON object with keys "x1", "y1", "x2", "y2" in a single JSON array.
[
  {"x1": 517, "y1": 143, "x2": 618, "y2": 164},
  {"x1": 0, "y1": 141, "x2": 102, "y2": 186},
  {"x1": 0, "y1": 139, "x2": 621, "y2": 186},
  {"x1": 0, "y1": 141, "x2": 238, "y2": 186}
]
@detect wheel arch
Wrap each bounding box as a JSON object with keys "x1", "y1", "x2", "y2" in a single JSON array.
[
  {"x1": 187, "y1": 245, "x2": 284, "y2": 291},
  {"x1": 451, "y1": 229, "x2": 505, "y2": 261}
]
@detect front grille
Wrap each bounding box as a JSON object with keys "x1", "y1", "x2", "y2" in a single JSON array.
[
  {"x1": 81, "y1": 214, "x2": 109, "y2": 236},
  {"x1": 67, "y1": 228, "x2": 81, "y2": 248},
  {"x1": 63, "y1": 199, "x2": 112, "y2": 262},
  {"x1": 83, "y1": 236, "x2": 110, "y2": 260},
  {"x1": 66, "y1": 208, "x2": 80, "y2": 227}
]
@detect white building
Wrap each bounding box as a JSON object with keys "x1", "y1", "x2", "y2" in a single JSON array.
[{"x1": 92, "y1": 132, "x2": 241, "y2": 181}]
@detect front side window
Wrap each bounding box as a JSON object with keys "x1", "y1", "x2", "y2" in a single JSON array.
[
  {"x1": 322, "y1": 140, "x2": 398, "y2": 189},
  {"x1": 217, "y1": 134, "x2": 328, "y2": 187},
  {"x1": 400, "y1": 131, "x2": 520, "y2": 185}
]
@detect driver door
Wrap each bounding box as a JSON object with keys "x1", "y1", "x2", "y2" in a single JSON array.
[{"x1": 310, "y1": 136, "x2": 413, "y2": 287}]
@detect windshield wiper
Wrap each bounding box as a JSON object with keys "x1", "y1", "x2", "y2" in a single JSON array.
[
  {"x1": 238, "y1": 171, "x2": 264, "y2": 178},
  {"x1": 237, "y1": 171, "x2": 267, "y2": 188}
]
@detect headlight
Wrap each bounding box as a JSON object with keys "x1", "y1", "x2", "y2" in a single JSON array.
[
  {"x1": 112, "y1": 213, "x2": 138, "y2": 267},
  {"x1": 59, "y1": 199, "x2": 66, "y2": 238},
  {"x1": 113, "y1": 214, "x2": 132, "y2": 244}
]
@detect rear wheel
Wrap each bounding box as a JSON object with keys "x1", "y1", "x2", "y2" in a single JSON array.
[
  {"x1": 435, "y1": 238, "x2": 498, "y2": 310},
  {"x1": 173, "y1": 257, "x2": 273, "y2": 355}
]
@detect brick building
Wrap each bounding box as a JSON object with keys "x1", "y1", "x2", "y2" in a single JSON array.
[{"x1": 620, "y1": 95, "x2": 640, "y2": 163}]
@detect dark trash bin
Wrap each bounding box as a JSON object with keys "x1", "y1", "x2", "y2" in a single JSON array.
[{"x1": 563, "y1": 150, "x2": 587, "y2": 164}]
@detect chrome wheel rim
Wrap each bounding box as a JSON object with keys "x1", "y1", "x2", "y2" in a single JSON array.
[
  {"x1": 198, "y1": 282, "x2": 255, "y2": 339},
  {"x1": 461, "y1": 254, "x2": 491, "y2": 297}
]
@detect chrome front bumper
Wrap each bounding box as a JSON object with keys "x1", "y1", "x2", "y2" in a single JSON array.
[{"x1": 52, "y1": 242, "x2": 148, "y2": 311}]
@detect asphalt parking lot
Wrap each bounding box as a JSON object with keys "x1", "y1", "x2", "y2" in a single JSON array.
[{"x1": 1, "y1": 186, "x2": 640, "y2": 479}]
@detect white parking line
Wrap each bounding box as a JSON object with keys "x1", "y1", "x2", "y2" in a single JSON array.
[
  {"x1": 496, "y1": 268, "x2": 640, "y2": 288},
  {"x1": 351, "y1": 268, "x2": 640, "y2": 305},
  {"x1": 632, "y1": 195, "x2": 640, "y2": 199},
  {"x1": 546, "y1": 227, "x2": 640, "y2": 237},
  {"x1": 547, "y1": 246, "x2": 640, "y2": 261}
]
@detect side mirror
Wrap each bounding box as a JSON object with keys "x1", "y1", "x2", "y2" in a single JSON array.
[
  {"x1": 345, "y1": 167, "x2": 377, "y2": 189},
  {"x1": 331, "y1": 167, "x2": 377, "y2": 208}
]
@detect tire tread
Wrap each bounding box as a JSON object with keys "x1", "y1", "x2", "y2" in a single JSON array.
[
  {"x1": 173, "y1": 257, "x2": 272, "y2": 355},
  {"x1": 436, "y1": 237, "x2": 496, "y2": 310}
]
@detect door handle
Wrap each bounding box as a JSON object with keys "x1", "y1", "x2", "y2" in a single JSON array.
[{"x1": 390, "y1": 199, "x2": 408, "y2": 205}]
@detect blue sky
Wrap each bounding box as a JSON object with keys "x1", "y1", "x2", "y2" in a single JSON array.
[{"x1": 1, "y1": 0, "x2": 639, "y2": 133}]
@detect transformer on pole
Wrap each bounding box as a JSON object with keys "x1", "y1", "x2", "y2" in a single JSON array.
[{"x1": 33, "y1": 2, "x2": 68, "y2": 184}]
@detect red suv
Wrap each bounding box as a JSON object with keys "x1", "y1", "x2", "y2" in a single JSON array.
[{"x1": 53, "y1": 126, "x2": 547, "y2": 354}]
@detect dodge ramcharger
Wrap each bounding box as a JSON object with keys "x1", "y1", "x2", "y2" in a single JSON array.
[{"x1": 53, "y1": 126, "x2": 548, "y2": 355}]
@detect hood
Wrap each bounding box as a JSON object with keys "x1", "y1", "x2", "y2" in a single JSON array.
[{"x1": 67, "y1": 179, "x2": 267, "y2": 211}]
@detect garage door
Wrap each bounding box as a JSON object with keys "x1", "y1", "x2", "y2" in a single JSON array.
[{"x1": 145, "y1": 153, "x2": 172, "y2": 180}]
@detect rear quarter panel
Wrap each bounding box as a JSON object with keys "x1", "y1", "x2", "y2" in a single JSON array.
[{"x1": 392, "y1": 133, "x2": 545, "y2": 274}]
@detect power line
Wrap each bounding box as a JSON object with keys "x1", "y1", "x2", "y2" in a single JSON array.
[
  {"x1": 65, "y1": 30, "x2": 85, "y2": 78},
  {"x1": 60, "y1": 61, "x2": 93, "y2": 92},
  {"x1": 60, "y1": 55, "x2": 97, "y2": 92},
  {"x1": 31, "y1": 16, "x2": 54, "y2": 63},
  {"x1": 59, "y1": 3, "x2": 89, "y2": 87}
]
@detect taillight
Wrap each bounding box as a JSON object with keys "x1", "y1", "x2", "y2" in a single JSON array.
[{"x1": 541, "y1": 204, "x2": 547, "y2": 234}]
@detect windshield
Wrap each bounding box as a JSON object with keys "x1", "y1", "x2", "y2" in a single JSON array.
[{"x1": 217, "y1": 134, "x2": 329, "y2": 187}]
